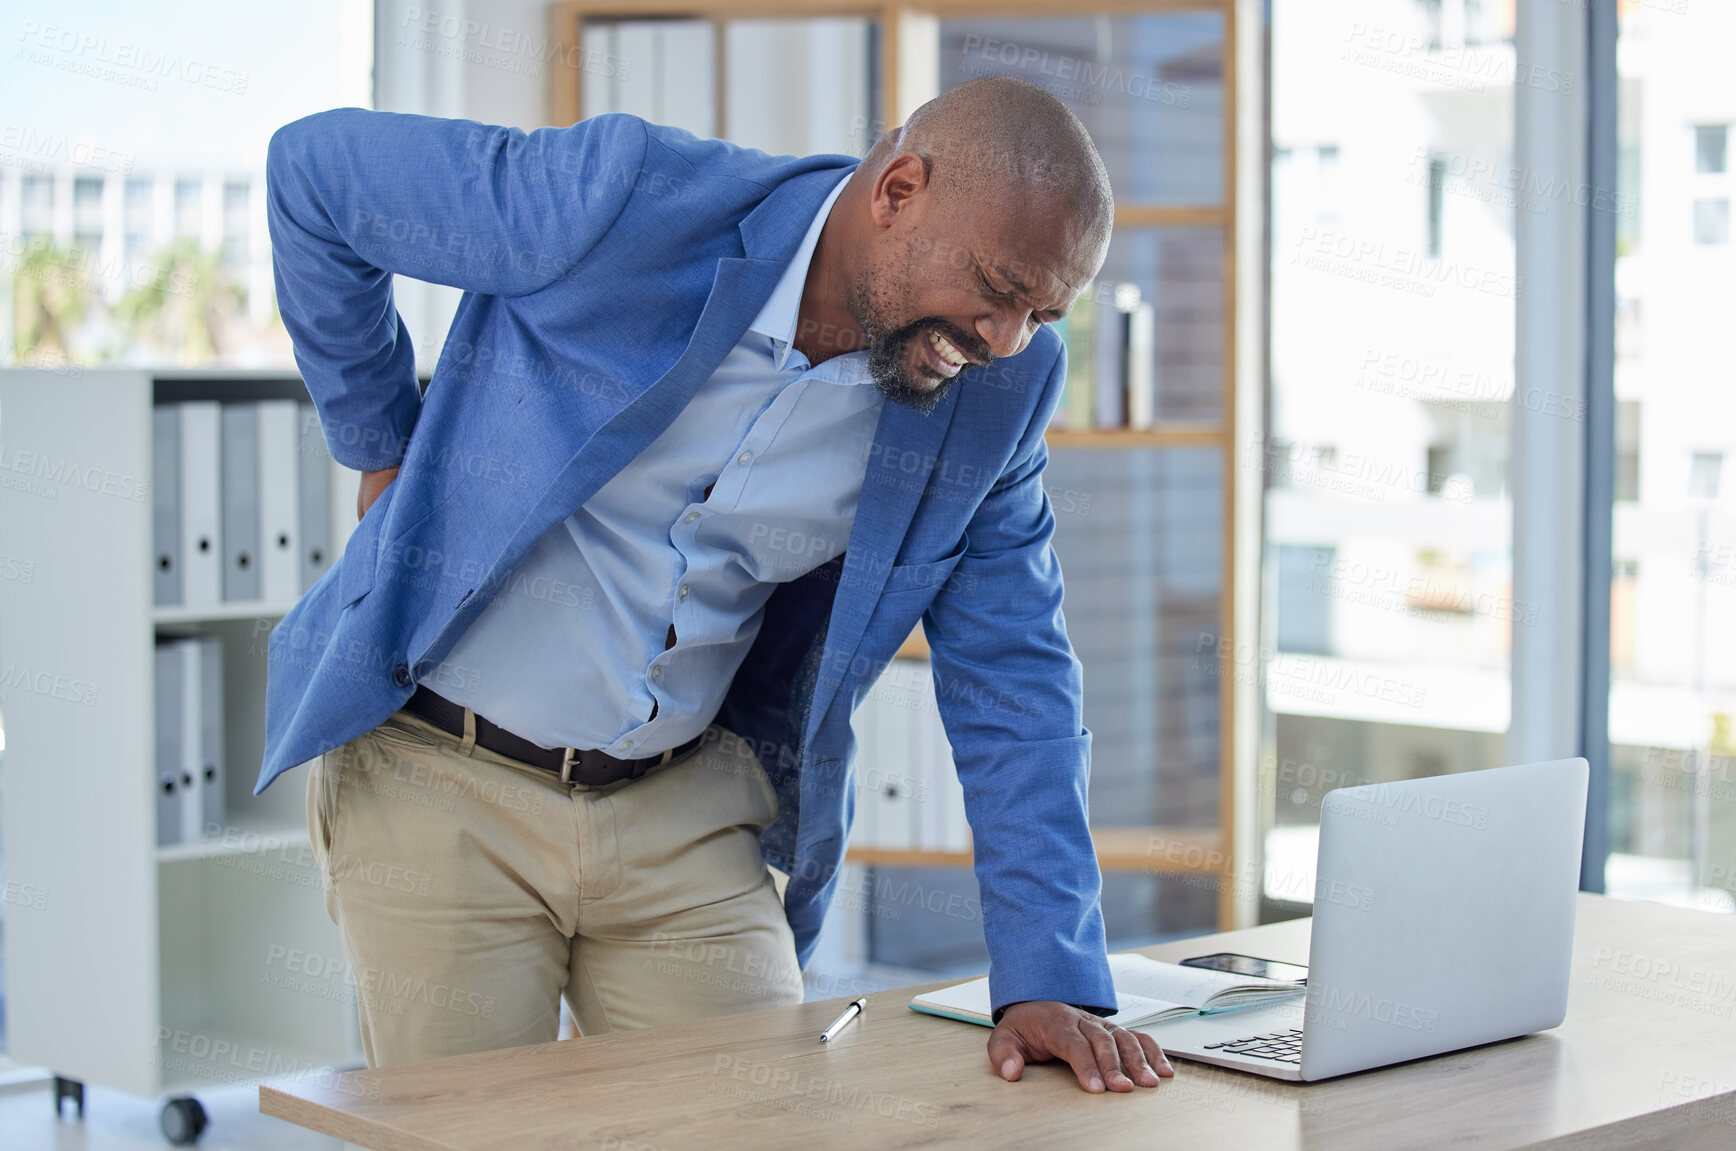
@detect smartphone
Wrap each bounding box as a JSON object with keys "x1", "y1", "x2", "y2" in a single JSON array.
[{"x1": 1179, "y1": 952, "x2": 1309, "y2": 984}]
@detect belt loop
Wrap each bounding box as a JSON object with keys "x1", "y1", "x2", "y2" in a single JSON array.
[{"x1": 459, "y1": 707, "x2": 477, "y2": 756}]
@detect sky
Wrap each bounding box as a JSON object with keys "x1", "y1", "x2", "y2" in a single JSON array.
[{"x1": 0, "y1": 0, "x2": 371, "y2": 173}]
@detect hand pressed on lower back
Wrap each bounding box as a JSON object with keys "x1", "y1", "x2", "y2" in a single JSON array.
[{"x1": 358, "y1": 466, "x2": 399, "y2": 520}]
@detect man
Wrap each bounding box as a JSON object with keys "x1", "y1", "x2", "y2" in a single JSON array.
[{"x1": 259, "y1": 75, "x2": 1173, "y2": 1094}]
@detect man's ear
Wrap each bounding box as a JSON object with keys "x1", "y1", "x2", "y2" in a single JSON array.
[{"x1": 870, "y1": 152, "x2": 930, "y2": 228}]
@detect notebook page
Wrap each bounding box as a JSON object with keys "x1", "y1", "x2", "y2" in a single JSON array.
[
  {"x1": 913, "y1": 974, "x2": 1189, "y2": 1027},
  {"x1": 1108, "y1": 954, "x2": 1304, "y2": 1010}
]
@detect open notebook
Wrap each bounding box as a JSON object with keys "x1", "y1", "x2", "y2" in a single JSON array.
[{"x1": 910, "y1": 953, "x2": 1306, "y2": 1029}]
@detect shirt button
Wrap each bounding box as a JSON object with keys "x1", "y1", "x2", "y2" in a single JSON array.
[
  {"x1": 737, "y1": 451, "x2": 752, "y2": 466},
  {"x1": 392, "y1": 663, "x2": 412, "y2": 688},
  {"x1": 678, "y1": 584, "x2": 690, "y2": 600},
  {"x1": 685, "y1": 512, "x2": 699, "y2": 523},
  {"x1": 651, "y1": 666, "x2": 663, "y2": 680}
]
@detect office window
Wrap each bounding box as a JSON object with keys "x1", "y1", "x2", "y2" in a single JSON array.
[
  {"x1": 72, "y1": 176, "x2": 103, "y2": 259},
  {"x1": 174, "y1": 177, "x2": 203, "y2": 238},
  {"x1": 1617, "y1": 134, "x2": 1642, "y2": 255},
  {"x1": 1266, "y1": 0, "x2": 1517, "y2": 913},
  {"x1": 1419, "y1": 0, "x2": 1509, "y2": 53},
  {"x1": 1693, "y1": 198, "x2": 1730, "y2": 246},
  {"x1": 1609, "y1": 1, "x2": 1736, "y2": 913},
  {"x1": 20, "y1": 174, "x2": 53, "y2": 237},
  {"x1": 72, "y1": 177, "x2": 103, "y2": 230},
  {"x1": 1272, "y1": 143, "x2": 1342, "y2": 236},
  {"x1": 1615, "y1": 401, "x2": 1640, "y2": 503},
  {"x1": 1688, "y1": 451, "x2": 1724, "y2": 503},
  {"x1": 123, "y1": 177, "x2": 154, "y2": 232},
  {"x1": 124, "y1": 177, "x2": 154, "y2": 266},
  {"x1": 1427, "y1": 154, "x2": 1446, "y2": 258},
  {"x1": 1425, "y1": 444, "x2": 1451, "y2": 495},
  {"x1": 222, "y1": 180, "x2": 251, "y2": 271},
  {"x1": 1276, "y1": 545, "x2": 1333, "y2": 655},
  {"x1": 1695, "y1": 124, "x2": 1728, "y2": 174},
  {"x1": 1317, "y1": 144, "x2": 1340, "y2": 226},
  {"x1": 1611, "y1": 558, "x2": 1639, "y2": 676},
  {"x1": 1418, "y1": 0, "x2": 1444, "y2": 50}
]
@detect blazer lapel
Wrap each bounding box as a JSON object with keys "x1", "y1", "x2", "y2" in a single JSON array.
[
  {"x1": 803, "y1": 384, "x2": 961, "y2": 742},
  {"x1": 531, "y1": 162, "x2": 862, "y2": 537}
]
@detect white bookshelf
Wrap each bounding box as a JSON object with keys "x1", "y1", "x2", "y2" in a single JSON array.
[
  {"x1": 0, "y1": 369, "x2": 363, "y2": 1128},
  {"x1": 152, "y1": 602, "x2": 307, "y2": 626}
]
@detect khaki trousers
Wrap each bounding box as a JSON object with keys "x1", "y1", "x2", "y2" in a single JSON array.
[{"x1": 305, "y1": 708, "x2": 804, "y2": 1067}]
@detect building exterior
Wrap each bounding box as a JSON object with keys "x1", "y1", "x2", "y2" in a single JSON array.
[{"x1": 1266, "y1": 0, "x2": 1736, "y2": 911}]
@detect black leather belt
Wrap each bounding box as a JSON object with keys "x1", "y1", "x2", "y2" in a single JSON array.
[{"x1": 403, "y1": 686, "x2": 704, "y2": 787}]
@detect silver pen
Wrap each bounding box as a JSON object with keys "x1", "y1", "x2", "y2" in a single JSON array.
[{"x1": 819, "y1": 997, "x2": 868, "y2": 1044}]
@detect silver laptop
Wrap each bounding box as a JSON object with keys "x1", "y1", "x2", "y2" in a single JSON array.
[{"x1": 1145, "y1": 757, "x2": 1589, "y2": 1082}]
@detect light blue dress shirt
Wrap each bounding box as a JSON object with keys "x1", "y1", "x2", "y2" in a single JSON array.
[{"x1": 430, "y1": 172, "x2": 883, "y2": 755}]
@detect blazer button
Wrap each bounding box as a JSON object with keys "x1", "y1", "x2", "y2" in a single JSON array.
[{"x1": 392, "y1": 663, "x2": 413, "y2": 688}]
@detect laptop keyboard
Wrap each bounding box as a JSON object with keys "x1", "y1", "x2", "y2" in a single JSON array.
[{"x1": 1202, "y1": 1027, "x2": 1304, "y2": 1064}]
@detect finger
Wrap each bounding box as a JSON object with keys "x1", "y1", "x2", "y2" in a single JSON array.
[
  {"x1": 985, "y1": 1030, "x2": 1027, "y2": 1082},
  {"x1": 1136, "y1": 1030, "x2": 1176, "y2": 1078},
  {"x1": 1113, "y1": 1027, "x2": 1162, "y2": 1087},
  {"x1": 1043, "y1": 1022, "x2": 1106, "y2": 1092},
  {"x1": 1082, "y1": 1022, "x2": 1135, "y2": 1092}
]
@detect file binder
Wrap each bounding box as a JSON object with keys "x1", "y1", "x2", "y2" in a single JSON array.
[
  {"x1": 1126, "y1": 302, "x2": 1157, "y2": 431},
  {"x1": 1092, "y1": 290, "x2": 1127, "y2": 429},
  {"x1": 153, "y1": 636, "x2": 226, "y2": 845},
  {"x1": 258, "y1": 400, "x2": 302, "y2": 603},
  {"x1": 179, "y1": 402, "x2": 223, "y2": 607},
  {"x1": 153, "y1": 642, "x2": 184, "y2": 847},
  {"x1": 221, "y1": 403, "x2": 261, "y2": 602},
  {"x1": 1063, "y1": 293, "x2": 1097, "y2": 432},
  {"x1": 177, "y1": 641, "x2": 203, "y2": 842},
  {"x1": 298, "y1": 403, "x2": 333, "y2": 592},
  {"x1": 152, "y1": 406, "x2": 181, "y2": 606},
  {"x1": 193, "y1": 636, "x2": 225, "y2": 838},
  {"x1": 864, "y1": 688, "x2": 915, "y2": 852}
]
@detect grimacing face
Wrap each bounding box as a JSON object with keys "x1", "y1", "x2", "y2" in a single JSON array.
[{"x1": 846, "y1": 171, "x2": 1107, "y2": 413}]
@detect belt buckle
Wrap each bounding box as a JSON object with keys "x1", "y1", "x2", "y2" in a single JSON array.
[{"x1": 564, "y1": 745, "x2": 678, "y2": 788}]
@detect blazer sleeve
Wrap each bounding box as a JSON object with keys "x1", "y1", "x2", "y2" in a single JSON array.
[
  {"x1": 920, "y1": 343, "x2": 1118, "y2": 1018},
  {"x1": 264, "y1": 108, "x2": 649, "y2": 470}
]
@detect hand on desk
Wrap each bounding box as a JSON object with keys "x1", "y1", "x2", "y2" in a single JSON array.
[{"x1": 988, "y1": 1001, "x2": 1175, "y2": 1093}]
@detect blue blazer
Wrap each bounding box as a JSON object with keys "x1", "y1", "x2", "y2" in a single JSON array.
[{"x1": 259, "y1": 108, "x2": 1115, "y2": 1015}]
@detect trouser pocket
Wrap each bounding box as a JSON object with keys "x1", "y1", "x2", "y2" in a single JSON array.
[{"x1": 305, "y1": 747, "x2": 345, "y2": 906}]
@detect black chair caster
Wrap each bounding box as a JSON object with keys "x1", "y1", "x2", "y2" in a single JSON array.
[{"x1": 160, "y1": 1095, "x2": 209, "y2": 1145}]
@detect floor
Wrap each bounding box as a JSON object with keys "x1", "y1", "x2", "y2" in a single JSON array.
[{"x1": 0, "y1": 1074, "x2": 342, "y2": 1150}]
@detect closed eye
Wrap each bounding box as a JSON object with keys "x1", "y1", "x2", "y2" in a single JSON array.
[
  {"x1": 978, "y1": 271, "x2": 1061, "y2": 325},
  {"x1": 977, "y1": 272, "x2": 1018, "y2": 301}
]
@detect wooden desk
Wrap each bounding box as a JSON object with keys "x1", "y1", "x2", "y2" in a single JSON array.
[{"x1": 262, "y1": 894, "x2": 1736, "y2": 1150}]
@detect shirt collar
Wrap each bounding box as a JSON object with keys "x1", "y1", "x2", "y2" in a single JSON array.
[{"x1": 748, "y1": 171, "x2": 856, "y2": 371}]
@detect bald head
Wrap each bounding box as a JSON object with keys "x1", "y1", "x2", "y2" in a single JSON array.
[
  {"x1": 866, "y1": 77, "x2": 1114, "y2": 249},
  {"x1": 798, "y1": 78, "x2": 1114, "y2": 413}
]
